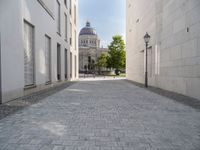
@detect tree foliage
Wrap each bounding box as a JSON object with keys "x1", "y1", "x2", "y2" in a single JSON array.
[
  {"x1": 96, "y1": 53, "x2": 108, "y2": 69},
  {"x1": 107, "y1": 35, "x2": 126, "y2": 70}
]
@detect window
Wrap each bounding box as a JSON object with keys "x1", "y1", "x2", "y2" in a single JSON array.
[
  {"x1": 65, "y1": 49, "x2": 68, "y2": 79},
  {"x1": 74, "y1": 30, "x2": 76, "y2": 50},
  {"x1": 70, "y1": 22, "x2": 72, "y2": 45},
  {"x1": 69, "y1": 0, "x2": 72, "y2": 15},
  {"x1": 155, "y1": 45, "x2": 160, "y2": 75},
  {"x1": 65, "y1": 14, "x2": 68, "y2": 41},
  {"x1": 24, "y1": 21, "x2": 35, "y2": 87},
  {"x1": 64, "y1": 0, "x2": 67, "y2": 8},
  {"x1": 56, "y1": 0, "x2": 61, "y2": 34},
  {"x1": 88, "y1": 56, "x2": 91, "y2": 63},
  {"x1": 74, "y1": 5, "x2": 76, "y2": 24},
  {"x1": 75, "y1": 55, "x2": 77, "y2": 78},
  {"x1": 70, "y1": 52, "x2": 72, "y2": 78},
  {"x1": 57, "y1": 44, "x2": 61, "y2": 81},
  {"x1": 37, "y1": 0, "x2": 54, "y2": 18},
  {"x1": 45, "y1": 35, "x2": 51, "y2": 83}
]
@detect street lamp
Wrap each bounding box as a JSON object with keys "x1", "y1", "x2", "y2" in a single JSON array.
[{"x1": 144, "y1": 32, "x2": 151, "y2": 88}]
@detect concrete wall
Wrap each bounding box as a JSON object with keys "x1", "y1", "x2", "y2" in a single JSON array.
[
  {"x1": 126, "y1": 0, "x2": 200, "y2": 100},
  {"x1": 0, "y1": 0, "x2": 78, "y2": 103}
]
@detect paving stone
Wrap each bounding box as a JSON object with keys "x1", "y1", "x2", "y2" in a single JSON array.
[
  {"x1": 53, "y1": 145, "x2": 65, "y2": 150},
  {"x1": 3, "y1": 144, "x2": 18, "y2": 150},
  {"x1": 52, "y1": 139, "x2": 64, "y2": 145},
  {"x1": 16, "y1": 144, "x2": 42, "y2": 150},
  {"x1": 64, "y1": 146, "x2": 75, "y2": 150},
  {"x1": 39, "y1": 145, "x2": 54, "y2": 150},
  {"x1": 0, "y1": 80, "x2": 199, "y2": 149},
  {"x1": 0, "y1": 82, "x2": 76, "y2": 120},
  {"x1": 100, "y1": 146, "x2": 112, "y2": 150}
]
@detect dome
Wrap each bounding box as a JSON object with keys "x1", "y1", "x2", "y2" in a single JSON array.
[{"x1": 79, "y1": 21, "x2": 97, "y2": 36}]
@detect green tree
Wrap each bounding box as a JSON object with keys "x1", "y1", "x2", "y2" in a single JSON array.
[
  {"x1": 107, "y1": 35, "x2": 126, "y2": 74},
  {"x1": 96, "y1": 53, "x2": 108, "y2": 73}
]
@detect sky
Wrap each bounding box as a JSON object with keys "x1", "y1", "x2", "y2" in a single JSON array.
[{"x1": 78, "y1": 0, "x2": 126, "y2": 48}]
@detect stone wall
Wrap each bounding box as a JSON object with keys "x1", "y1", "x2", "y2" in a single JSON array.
[{"x1": 126, "y1": 0, "x2": 200, "y2": 100}]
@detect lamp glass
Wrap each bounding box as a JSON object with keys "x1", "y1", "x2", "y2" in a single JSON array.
[{"x1": 144, "y1": 32, "x2": 150, "y2": 43}]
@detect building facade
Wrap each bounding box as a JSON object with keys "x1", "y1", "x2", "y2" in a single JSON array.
[
  {"x1": 79, "y1": 22, "x2": 108, "y2": 72},
  {"x1": 126, "y1": 0, "x2": 200, "y2": 100},
  {"x1": 0, "y1": 0, "x2": 78, "y2": 103}
]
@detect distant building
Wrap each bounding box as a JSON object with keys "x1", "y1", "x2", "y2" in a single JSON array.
[
  {"x1": 126, "y1": 0, "x2": 200, "y2": 100},
  {"x1": 79, "y1": 22, "x2": 108, "y2": 72},
  {"x1": 0, "y1": 0, "x2": 78, "y2": 103}
]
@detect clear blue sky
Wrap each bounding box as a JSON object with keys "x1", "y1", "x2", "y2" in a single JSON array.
[{"x1": 78, "y1": 0, "x2": 126, "y2": 47}]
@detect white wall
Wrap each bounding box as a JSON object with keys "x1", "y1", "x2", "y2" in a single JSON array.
[
  {"x1": 126, "y1": 0, "x2": 200, "y2": 100},
  {"x1": 0, "y1": 0, "x2": 78, "y2": 103},
  {"x1": 0, "y1": 0, "x2": 24, "y2": 102}
]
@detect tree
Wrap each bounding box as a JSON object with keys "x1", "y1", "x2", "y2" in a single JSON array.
[
  {"x1": 107, "y1": 35, "x2": 126, "y2": 75},
  {"x1": 96, "y1": 53, "x2": 108, "y2": 74}
]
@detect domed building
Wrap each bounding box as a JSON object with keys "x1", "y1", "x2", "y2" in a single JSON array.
[{"x1": 79, "y1": 21, "x2": 108, "y2": 72}]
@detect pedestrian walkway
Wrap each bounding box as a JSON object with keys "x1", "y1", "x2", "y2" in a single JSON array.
[
  {"x1": 79, "y1": 76, "x2": 126, "y2": 81},
  {"x1": 0, "y1": 80, "x2": 199, "y2": 150}
]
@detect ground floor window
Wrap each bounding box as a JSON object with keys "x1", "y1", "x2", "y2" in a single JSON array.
[
  {"x1": 57, "y1": 44, "x2": 61, "y2": 81},
  {"x1": 24, "y1": 21, "x2": 35, "y2": 86},
  {"x1": 45, "y1": 35, "x2": 51, "y2": 83},
  {"x1": 75, "y1": 55, "x2": 77, "y2": 78},
  {"x1": 65, "y1": 49, "x2": 68, "y2": 79},
  {"x1": 70, "y1": 52, "x2": 72, "y2": 78}
]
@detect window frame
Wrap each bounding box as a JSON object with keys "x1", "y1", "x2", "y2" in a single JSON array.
[
  {"x1": 23, "y1": 20, "x2": 36, "y2": 88},
  {"x1": 56, "y1": 0, "x2": 61, "y2": 35}
]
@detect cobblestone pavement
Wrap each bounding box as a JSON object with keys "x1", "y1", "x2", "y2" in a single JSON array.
[
  {"x1": 0, "y1": 80, "x2": 200, "y2": 150},
  {"x1": 0, "y1": 82, "x2": 76, "y2": 120}
]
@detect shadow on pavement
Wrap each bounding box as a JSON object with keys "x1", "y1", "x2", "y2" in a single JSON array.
[
  {"x1": 126, "y1": 80, "x2": 200, "y2": 111},
  {"x1": 0, "y1": 82, "x2": 76, "y2": 120}
]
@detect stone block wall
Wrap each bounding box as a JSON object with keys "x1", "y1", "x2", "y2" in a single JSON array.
[{"x1": 126, "y1": 0, "x2": 200, "y2": 99}]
